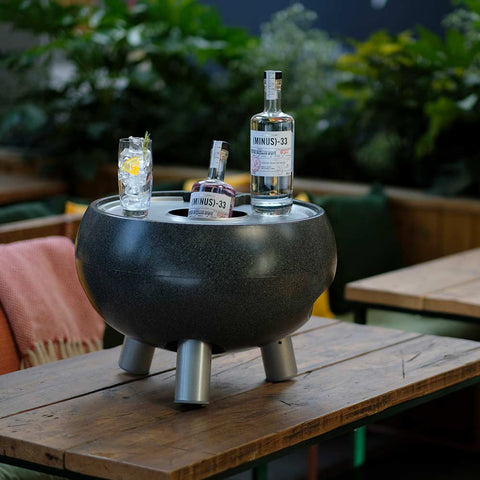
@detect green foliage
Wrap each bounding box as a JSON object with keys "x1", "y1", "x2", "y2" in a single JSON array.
[
  {"x1": 336, "y1": 1, "x2": 480, "y2": 195},
  {"x1": 0, "y1": 0, "x2": 254, "y2": 185},
  {"x1": 3, "y1": 0, "x2": 480, "y2": 197},
  {"x1": 233, "y1": 3, "x2": 354, "y2": 178}
]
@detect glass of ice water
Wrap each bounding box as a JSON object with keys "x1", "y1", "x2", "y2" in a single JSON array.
[{"x1": 118, "y1": 134, "x2": 153, "y2": 217}]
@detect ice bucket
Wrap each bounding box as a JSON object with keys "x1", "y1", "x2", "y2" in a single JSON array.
[{"x1": 75, "y1": 192, "x2": 336, "y2": 404}]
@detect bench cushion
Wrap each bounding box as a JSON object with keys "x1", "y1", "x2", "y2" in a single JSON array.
[
  {"x1": 311, "y1": 185, "x2": 403, "y2": 313},
  {"x1": 0, "y1": 202, "x2": 52, "y2": 225}
]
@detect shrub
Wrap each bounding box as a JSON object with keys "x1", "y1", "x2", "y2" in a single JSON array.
[
  {"x1": 0, "y1": 0, "x2": 254, "y2": 187},
  {"x1": 336, "y1": 0, "x2": 480, "y2": 195}
]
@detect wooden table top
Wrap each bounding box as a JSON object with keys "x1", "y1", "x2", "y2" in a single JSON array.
[
  {"x1": 2, "y1": 317, "x2": 480, "y2": 480},
  {"x1": 0, "y1": 173, "x2": 67, "y2": 205},
  {"x1": 345, "y1": 248, "x2": 480, "y2": 319}
]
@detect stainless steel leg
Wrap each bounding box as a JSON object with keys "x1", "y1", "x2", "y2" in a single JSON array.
[
  {"x1": 261, "y1": 335, "x2": 297, "y2": 382},
  {"x1": 175, "y1": 339, "x2": 212, "y2": 405},
  {"x1": 118, "y1": 336, "x2": 155, "y2": 375}
]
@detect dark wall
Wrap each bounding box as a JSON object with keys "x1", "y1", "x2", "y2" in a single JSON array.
[{"x1": 201, "y1": 0, "x2": 453, "y2": 39}]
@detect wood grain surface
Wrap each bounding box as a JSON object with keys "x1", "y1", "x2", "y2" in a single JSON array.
[
  {"x1": 2, "y1": 317, "x2": 480, "y2": 480},
  {"x1": 0, "y1": 213, "x2": 84, "y2": 243},
  {"x1": 345, "y1": 248, "x2": 480, "y2": 317}
]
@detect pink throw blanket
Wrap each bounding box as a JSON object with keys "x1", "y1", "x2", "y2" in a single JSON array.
[{"x1": 0, "y1": 236, "x2": 105, "y2": 368}]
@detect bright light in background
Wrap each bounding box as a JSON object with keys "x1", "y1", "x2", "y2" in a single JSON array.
[{"x1": 371, "y1": 0, "x2": 388, "y2": 9}]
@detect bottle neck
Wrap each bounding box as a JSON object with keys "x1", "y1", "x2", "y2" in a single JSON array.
[
  {"x1": 207, "y1": 161, "x2": 226, "y2": 182},
  {"x1": 264, "y1": 81, "x2": 282, "y2": 113},
  {"x1": 207, "y1": 141, "x2": 229, "y2": 182}
]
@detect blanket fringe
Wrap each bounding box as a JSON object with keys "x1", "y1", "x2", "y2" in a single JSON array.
[{"x1": 20, "y1": 338, "x2": 103, "y2": 369}]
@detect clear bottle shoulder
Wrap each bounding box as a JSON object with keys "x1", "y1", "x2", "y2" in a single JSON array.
[
  {"x1": 191, "y1": 179, "x2": 236, "y2": 197},
  {"x1": 251, "y1": 111, "x2": 294, "y2": 130}
]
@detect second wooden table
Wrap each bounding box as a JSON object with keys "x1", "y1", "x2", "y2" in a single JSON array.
[{"x1": 345, "y1": 248, "x2": 480, "y2": 323}]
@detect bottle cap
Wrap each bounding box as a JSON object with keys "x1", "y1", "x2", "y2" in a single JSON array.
[
  {"x1": 211, "y1": 140, "x2": 230, "y2": 163},
  {"x1": 264, "y1": 70, "x2": 282, "y2": 79}
]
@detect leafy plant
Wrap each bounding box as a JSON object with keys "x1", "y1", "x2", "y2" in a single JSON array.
[
  {"x1": 234, "y1": 3, "x2": 353, "y2": 178},
  {"x1": 0, "y1": 0, "x2": 254, "y2": 190},
  {"x1": 4, "y1": 0, "x2": 480, "y2": 198},
  {"x1": 336, "y1": 0, "x2": 480, "y2": 195},
  {"x1": 0, "y1": 1, "x2": 354, "y2": 186}
]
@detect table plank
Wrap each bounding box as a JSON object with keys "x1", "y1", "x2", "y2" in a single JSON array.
[
  {"x1": 64, "y1": 333, "x2": 480, "y2": 480},
  {"x1": 424, "y1": 278, "x2": 480, "y2": 319},
  {"x1": 0, "y1": 213, "x2": 83, "y2": 243},
  {"x1": 0, "y1": 346, "x2": 176, "y2": 419},
  {"x1": 345, "y1": 248, "x2": 480, "y2": 310},
  {"x1": 0, "y1": 320, "x2": 418, "y2": 471}
]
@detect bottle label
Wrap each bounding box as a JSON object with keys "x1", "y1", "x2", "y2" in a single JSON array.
[
  {"x1": 188, "y1": 192, "x2": 233, "y2": 218},
  {"x1": 250, "y1": 130, "x2": 293, "y2": 176}
]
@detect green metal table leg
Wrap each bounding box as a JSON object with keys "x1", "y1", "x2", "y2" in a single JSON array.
[
  {"x1": 353, "y1": 426, "x2": 366, "y2": 468},
  {"x1": 252, "y1": 463, "x2": 268, "y2": 480}
]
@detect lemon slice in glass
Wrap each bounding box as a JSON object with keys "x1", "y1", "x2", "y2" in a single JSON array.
[{"x1": 121, "y1": 156, "x2": 140, "y2": 175}]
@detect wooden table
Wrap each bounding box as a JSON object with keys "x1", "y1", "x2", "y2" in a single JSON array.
[
  {"x1": 3, "y1": 317, "x2": 480, "y2": 480},
  {"x1": 0, "y1": 213, "x2": 84, "y2": 243},
  {"x1": 0, "y1": 173, "x2": 66, "y2": 205},
  {"x1": 345, "y1": 248, "x2": 480, "y2": 324}
]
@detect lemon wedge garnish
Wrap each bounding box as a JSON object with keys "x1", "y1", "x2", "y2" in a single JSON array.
[{"x1": 121, "y1": 156, "x2": 140, "y2": 175}]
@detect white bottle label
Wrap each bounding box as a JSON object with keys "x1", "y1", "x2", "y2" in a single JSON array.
[
  {"x1": 188, "y1": 192, "x2": 232, "y2": 218},
  {"x1": 265, "y1": 71, "x2": 278, "y2": 100},
  {"x1": 250, "y1": 130, "x2": 293, "y2": 176}
]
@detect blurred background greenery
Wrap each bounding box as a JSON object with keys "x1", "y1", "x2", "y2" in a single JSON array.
[{"x1": 1, "y1": 0, "x2": 480, "y2": 197}]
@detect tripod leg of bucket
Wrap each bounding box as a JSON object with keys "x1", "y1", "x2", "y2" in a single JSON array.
[
  {"x1": 118, "y1": 336, "x2": 155, "y2": 375},
  {"x1": 261, "y1": 336, "x2": 297, "y2": 382},
  {"x1": 175, "y1": 339, "x2": 212, "y2": 405}
]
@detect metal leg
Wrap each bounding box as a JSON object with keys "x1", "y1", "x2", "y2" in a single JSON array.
[
  {"x1": 256, "y1": 337, "x2": 297, "y2": 480},
  {"x1": 352, "y1": 306, "x2": 367, "y2": 473},
  {"x1": 175, "y1": 339, "x2": 212, "y2": 405},
  {"x1": 252, "y1": 463, "x2": 268, "y2": 480},
  {"x1": 118, "y1": 336, "x2": 155, "y2": 375},
  {"x1": 353, "y1": 305, "x2": 367, "y2": 325},
  {"x1": 306, "y1": 444, "x2": 318, "y2": 480},
  {"x1": 261, "y1": 336, "x2": 297, "y2": 382},
  {"x1": 353, "y1": 426, "x2": 366, "y2": 468}
]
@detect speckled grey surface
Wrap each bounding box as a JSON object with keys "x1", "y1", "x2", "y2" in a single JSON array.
[{"x1": 75, "y1": 192, "x2": 337, "y2": 353}]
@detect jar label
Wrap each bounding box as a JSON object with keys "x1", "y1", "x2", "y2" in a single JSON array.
[
  {"x1": 188, "y1": 192, "x2": 233, "y2": 218},
  {"x1": 250, "y1": 130, "x2": 293, "y2": 176}
]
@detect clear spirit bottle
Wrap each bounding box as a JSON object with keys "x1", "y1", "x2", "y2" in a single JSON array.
[
  {"x1": 250, "y1": 70, "x2": 294, "y2": 215},
  {"x1": 188, "y1": 141, "x2": 236, "y2": 219}
]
